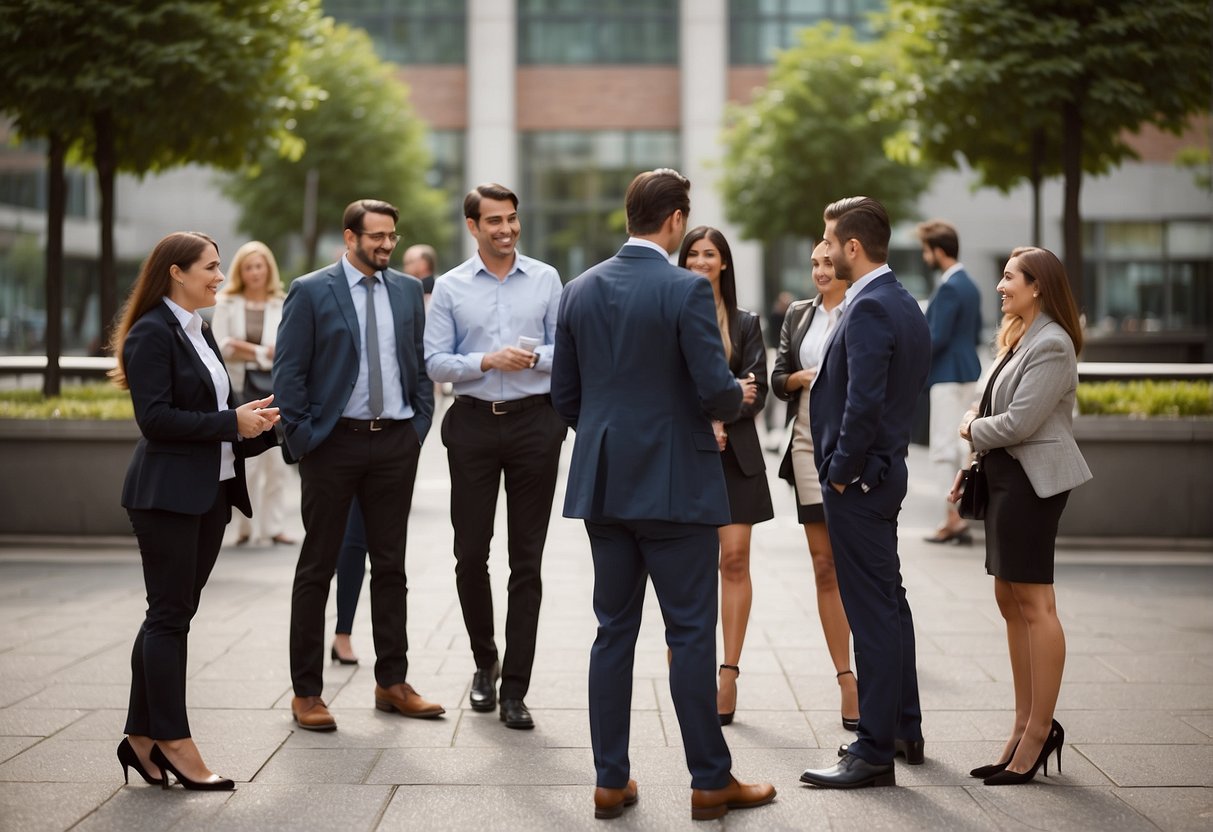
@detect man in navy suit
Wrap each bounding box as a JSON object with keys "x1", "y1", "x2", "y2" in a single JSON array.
[
  {"x1": 801, "y1": 196, "x2": 931, "y2": 789},
  {"x1": 916, "y1": 220, "x2": 983, "y2": 543},
  {"x1": 274, "y1": 199, "x2": 441, "y2": 732},
  {"x1": 551, "y1": 169, "x2": 775, "y2": 821}
]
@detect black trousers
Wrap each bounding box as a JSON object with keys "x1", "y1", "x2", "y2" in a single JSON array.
[
  {"x1": 290, "y1": 420, "x2": 421, "y2": 696},
  {"x1": 125, "y1": 483, "x2": 232, "y2": 739},
  {"x1": 441, "y1": 399, "x2": 566, "y2": 699}
]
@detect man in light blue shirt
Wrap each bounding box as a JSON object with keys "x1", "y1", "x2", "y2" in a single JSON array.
[{"x1": 424, "y1": 183, "x2": 566, "y2": 730}]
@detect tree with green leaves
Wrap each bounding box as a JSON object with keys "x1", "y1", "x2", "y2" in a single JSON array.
[
  {"x1": 884, "y1": 0, "x2": 1212, "y2": 309},
  {"x1": 720, "y1": 22, "x2": 930, "y2": 246},
  {"x1": 223, "y1": 19, "x2": 450, "y2": 275}
]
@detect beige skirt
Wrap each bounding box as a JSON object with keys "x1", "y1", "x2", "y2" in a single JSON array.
[{"x1": 790, "y1": 391, "x2": 823, "y2": 507}]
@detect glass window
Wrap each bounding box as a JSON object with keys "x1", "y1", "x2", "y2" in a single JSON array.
[
  {"x1": 729, "y1": 0, "x2": 884, "y2": 65},
  {"x1": 518, "y1": 0, "x2": 678, "y2": 64},
  {"x1": 422, "y1": 129, "x2": 465, "y2": 275},
  {"x1": 518, "y1": 130, "x2": 679, "y2": 280},
  {"x1": 325, "y1": 0, "x2": 467, "y2": 64}
]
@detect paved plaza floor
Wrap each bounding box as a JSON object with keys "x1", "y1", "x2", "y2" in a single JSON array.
[{"x1": 1, "y1": 420, "x2": 1211, "y2": 831}]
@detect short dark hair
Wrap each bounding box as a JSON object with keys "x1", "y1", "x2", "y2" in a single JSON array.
[
  {"x1": 625, "y1": 168, "x2": 690, "y2": 236},
  {"x1": 916, "y1": 219, "x2": 960, "y2": 259},
  {"x1": 344, "y1": 199, "x2": 399, "y2": 233},
  {"x1": 464, "y1": 183, "x2": 518, "y2": 223},
  {"x1": 823, "y1": 196, "x2": 890, "y2": 262}
]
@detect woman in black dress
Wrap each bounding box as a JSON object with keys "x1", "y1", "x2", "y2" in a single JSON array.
[{"x1": 679, "y1": 226, "x2": 773, "y2": 725}]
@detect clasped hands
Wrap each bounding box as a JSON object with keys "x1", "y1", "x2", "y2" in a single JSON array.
[{"x1": 235, "y1": 394, "x2": 281, "y2": 439}]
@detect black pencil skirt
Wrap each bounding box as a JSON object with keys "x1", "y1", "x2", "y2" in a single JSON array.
[{"x1": 983, "y1": 448, "x2": 1070, "y2": 584}]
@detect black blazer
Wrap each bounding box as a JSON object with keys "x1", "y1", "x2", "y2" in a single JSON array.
[
  {"x1": 120, "y1": 302, "x2": 275, "y2": 517},
  {"x1": 770, "y1": 296, "x2": 822, "y2": 483},
  {"x1": 722, "y1": 309, "x2": 768, "y2": 477}
]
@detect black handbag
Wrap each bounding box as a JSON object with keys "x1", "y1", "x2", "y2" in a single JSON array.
[
  {"x1": 958, "y1": 459, "x2": 987, "y2": 520},
  {"x1": 242, "y1": 368, "x2": 273, "y2": 403}
]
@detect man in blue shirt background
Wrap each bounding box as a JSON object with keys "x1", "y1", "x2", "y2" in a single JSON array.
[{"x1": 424, "y1": 183, "x2": 566, "y2": 730}]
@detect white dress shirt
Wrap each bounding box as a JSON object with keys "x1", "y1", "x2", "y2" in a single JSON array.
[{"x1": 162, "y1": 296, "x2": 235, "y2": 481}]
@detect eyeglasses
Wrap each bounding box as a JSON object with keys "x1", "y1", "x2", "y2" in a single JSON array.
[{"x1": 359, "y1": 231, "x2": 400, "y2": 245}]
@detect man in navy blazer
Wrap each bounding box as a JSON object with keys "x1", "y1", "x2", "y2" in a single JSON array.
[
  {"x1": 551, "y1": 169, "x2": 774, "y2": 821},
  {"x1": 273, "y1": 199, "x2": 439, "y2": 732},
  {"x1": 802, "y1": 197, "x2": 931, "y2": 789},
  {"x1": 917, "y1": 220, "x2": 983, "y2": 543}
]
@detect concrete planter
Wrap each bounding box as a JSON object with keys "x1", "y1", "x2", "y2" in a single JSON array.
[
  {"x1": 0, "y1": 418, "x2": 138, "y2": 536},
  {"x1": 1060, "y1": 416, "x2": 1213, "y2": 539}
]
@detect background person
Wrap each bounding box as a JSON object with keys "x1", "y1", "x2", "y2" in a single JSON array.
[
  {"x1": 678, "y1": 226, "x2": 772, "y2": 726},
  {"x1": 771, "y1": 240, "x2": 858, "y2": 733},
  {"x1": 110, "y1": 232, "x2": 279, "y2": 790},
  {"x1": 953, "y1": 246, "x2": 1091, "y2": 785},
  {"x1": 211, "y1": 240, "x2": 293, "y2": 546}
]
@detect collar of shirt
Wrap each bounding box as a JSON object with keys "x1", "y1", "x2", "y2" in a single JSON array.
[
  {"x1": 843, "y1": 264, "x2": 892, "y2": 307},
  {"x1": 342, "y1": 253, "x2": 379, "y2": 288},
  {"x1": 162, "y1": 295, "x2": 204, "y2": 335},
  {"x1": 471, "y1": 250, "x2": 526, "y2": 282},
  {"x1": 624, "y1": 237, "x2": 673, "y2": 259},
  {"x1": 940, "y1": 262, "x2": 964, "y2": 283}
]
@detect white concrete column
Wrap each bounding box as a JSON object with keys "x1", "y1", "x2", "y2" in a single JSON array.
[
  {"x1": 679, "y1": 0, "x2": 763, "y2": 310},
  {"x1": 465, "y1": 0, "x2": 517, "y2": 258}
]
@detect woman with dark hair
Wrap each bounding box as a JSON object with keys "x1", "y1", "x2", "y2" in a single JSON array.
[
  {"x1": 771, "y1": 241, "x2": 859, "y2": 733},
  {"x1": 109, "y1": 232, "x2": 280, "y2": 790},
  {"x1": 678, "y1": 226, "x2": 773, "y2": 725},
  {"x1": 952, "y1": 246, "x2": 1091, "y2": 785}
]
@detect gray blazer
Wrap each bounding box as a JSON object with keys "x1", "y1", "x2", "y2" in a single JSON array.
[{"x1": 970, "y1": 313, "x2": 1092, "y2": 498}]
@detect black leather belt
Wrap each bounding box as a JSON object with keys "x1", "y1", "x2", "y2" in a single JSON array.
[
  {"x1": 338, "y1": 417, "x2": 408, "y2": 432},
  {"x1": 454, "y1": 394, "x2": 551, "y2": 415}
]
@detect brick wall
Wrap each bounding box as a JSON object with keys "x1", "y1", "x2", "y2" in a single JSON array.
[
  {"x1": 517, "y1": 67, "x2": 680, "y2": 130},
  {"x1": 399, "y1": 67, "x2": 468, "y2": 129}
]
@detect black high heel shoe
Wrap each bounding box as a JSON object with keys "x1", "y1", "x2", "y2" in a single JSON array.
[
  {"x1": 837, "y1": 670, "x2": 860, "y2": 731},
  {"x1": 150, "y1": 744, "x2": 235, "y2": 791},
  {"x1": 970, "y1": 739, "x2": 1019, "y2": 779},
  {"x1": 718, "y1": 664, "x2": 739, "y2": 726},
  {"x1": 983, "y1": 720, "x2": 1064, "y2": 785},
  {"x1": 330, "y1": 644, "x2": 359, "y2": 665},
  {"x1": 116, "y1": 738, "x2": 159, "y2": 785}
]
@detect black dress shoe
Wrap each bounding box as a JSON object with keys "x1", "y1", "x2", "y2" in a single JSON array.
[
  {"x1": 499, "y1": 698, "x2": 534, "y2": 730},
  {"x1": 801, "y1": 753, "x2": 895, "y2": 789},
  {"x1": 837, "y1": 738, "x2": 924, "y2": 765},
  {"x1": 469, "y1": 662, "x2": 499, "y2": 713}
]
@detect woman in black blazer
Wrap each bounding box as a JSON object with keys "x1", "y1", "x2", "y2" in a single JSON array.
[
  {"x1": 108, "y1": 232, "x2": 279, "y2": 790},
  {"x1": 770, "y1": 241, "x2": 859, "y2": 731},
  {"x1": 679, "y1": 227, "x2": 773, "y2": 725}
]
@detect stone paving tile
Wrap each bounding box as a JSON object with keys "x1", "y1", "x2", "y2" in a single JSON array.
[
  {"x1": 0, "y1": 739, "x2": 124, "y2": 782},
  {"x1": 1095, "y1": 653, "x2": 1213, "y2": 684},
  {"x1": 71, "y1": 786, "x2": 233, "y2": 832},
  {"x1": 0, "y1": 708, "x2": 85, "y2": 738},
  {"x1": 1112, "y1": 786, "x2": 1213, "y2": 832},
  {"x1": 194, "y1": 784, "x2": 393, "y2": 832},
  {"x1": 367, "y1": 746, "x2": 592, "y2": 786},
  {"x1": 1059, "y1": 681, "x2": 1213, "y2": 711},
  {"x1": 0, "y1": 782, "x2": 122, "y2": 832},
  {"x1": 252, "y1": 747, "x2": 381, "y2": 784},
  {"x1": 1076, "y1": 743, "x2": 1213, "y2": 787},
  {"x1": 965, "y1": 784, "x2": 1160, "y2": 831},
  {"x1": 0, "y1": 736, "x2": 41, "y2": 764},
  {"x1": 183, "y1": 680, "x2": 292, "y2": 710},
  {"x1": 449, "y1": 707, "x2": 654, "y2": 749},
  {"x1": 0, "y1": 653, "x2": 80, "y2": 682},
  {"x1": 1179, "y1": 713, "x2": 1213, "y2": 738},
  {"x1": 281, "y1": 708, "x2": 459, "y2": 749},
  {"x1": 1052, "y1": 709, "x2": 1211, "y2": 744},
  {"x1": 13, "y1": 684, "x2": 128, "y2": 711},
  {"x1": 656, "y1": 672, "x2": 798, "y2": 714},
  {"x1": 0, "y1": 680, "x2": 47, "y2": 709}
]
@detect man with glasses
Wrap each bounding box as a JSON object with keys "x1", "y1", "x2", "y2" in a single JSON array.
[{"x1": 274, "y1": 199, "x2": 441, "y2": 732}]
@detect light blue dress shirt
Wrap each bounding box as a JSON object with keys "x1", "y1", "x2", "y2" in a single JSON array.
[
  {"x1": 339, "y1": 255, "x2": 413, "y2": 421},
  {"x1": 424, "y1": 251, "x2": 562, "y2": 401}
]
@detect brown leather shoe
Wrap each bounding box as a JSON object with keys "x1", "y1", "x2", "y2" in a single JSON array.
[
  {"x1": 593, "y1": 779, "x2": 638, "y2": 819},
  {"x1": 291, "y1": 695, "x2": 336, "y2": 731},
  {"x1": 690, "y1": 775, "x2": 775, "y2": 820},
  {"x1": 374, "y1": 683, "x2": 445, "y2": 719}
]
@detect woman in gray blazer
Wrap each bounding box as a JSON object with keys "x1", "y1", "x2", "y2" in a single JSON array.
[{"x1": 952, "y1": 246, "x2": 1092, "y2": 786}]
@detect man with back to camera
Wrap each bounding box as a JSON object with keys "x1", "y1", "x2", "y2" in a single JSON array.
[
  {"x1": 551, "y1": 168, "x2": 776, "y2": 821},
  {"x1": 403, "y1": 243, "x2": 438, "y2": 300},
  {"x1": 424, "y1": 183, "x2": 566, "y2": 730},
  {"x1": 273, "y1": 199, "x2": 443, "y2": 732},
  {"x1": 800, "y1": 196, "x2": 931, "y2": 789},
  {"x1": 916, "y1": 219, "x2": 983, "y2": 544}
]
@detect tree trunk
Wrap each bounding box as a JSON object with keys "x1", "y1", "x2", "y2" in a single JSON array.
[
  {"x1": 43, "y1": 133, "x2": 67, "y2": 397},
  {"x1": 1061, "y1": 100, "x2": 1084, "y2": 311},
  {"x1": 302, "y1": 167, "x2": 320, "y2": 273},
  {"x1": 95, "y1": 110, "x2": 118, "y2": 355},
  {"x1": 1030, "y1": 128, "x2": 1044, "y2": 247}
]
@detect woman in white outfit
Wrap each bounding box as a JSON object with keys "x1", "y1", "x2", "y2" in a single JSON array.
[{"x1": 211, "y1": 241, "x2": 293, "y2": 546}]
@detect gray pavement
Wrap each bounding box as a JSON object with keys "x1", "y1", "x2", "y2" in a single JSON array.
[{"x1": 1, "y1": 410, "x2": 1211, "y2": 831}]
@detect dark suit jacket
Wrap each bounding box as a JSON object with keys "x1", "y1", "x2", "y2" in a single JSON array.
[
  {"x1": 121, "y1": 302, "x2": 274, "y2": 517},
  {"x1": 551, "y1": 244, "x2": 742, "y2": 525},
  {"x1": 809, "y1": 271, "x2": 930, "y2": 495},
  {"x1": 925, "y1": 267, "x2": 982, "y2": 385},
  {"x1": 770, "y1": 295, "x2": 822, "y2": 483},
  {"x1": 722, "y1": 309, "x2": 768, "y2": 477},
  {"x1": 273, "y1": 261, "x2": 434, "y2": 461}
]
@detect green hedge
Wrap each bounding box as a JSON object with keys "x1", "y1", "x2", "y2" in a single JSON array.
[
  {"x1": 0, "y1": 383, "x2": 134, "y2": 420},
  {"x1": 1077, "y1": 380, "x2": 1213, "y2": 417}
]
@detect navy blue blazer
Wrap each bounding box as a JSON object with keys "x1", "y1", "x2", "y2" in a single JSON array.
[
  {"x1": 809, "y1": 271, "x2": 931, "y2": 494},
  {"x1": 121, "y1": 302, "x2": 274, "y2": 517},
  {"x1": 551, "y1": 244, "x2": 743, "y2": 525},
  {"x1": 925, "y1": 267, "x2": 982, "y2": 385},
  {"x1": 273, "y1": 262, "x2": 433, "y2": 461}
]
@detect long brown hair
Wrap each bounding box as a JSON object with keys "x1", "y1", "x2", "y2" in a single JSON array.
[
  {"x1": 107, "y1": 232, "x2": 218, "y2": 390},
  {"x1": 678, "y1": 226, "x2": 738, "y2": 363},
  {"x1": 996, "y1": 246, "x2": 1083, "y2": 357}
]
